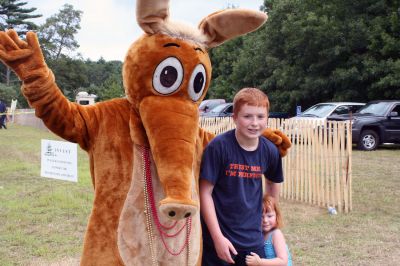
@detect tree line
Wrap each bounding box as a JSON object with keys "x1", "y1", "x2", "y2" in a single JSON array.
[
  {"x1": 209, "y1": 0, "x2": 400, "y2": 114},
  {"x1": 0, "y1": 0, "x2": 399, "y2": 114},
  {"x1": 0, "y1": 1, "x2": 124, "y2": 108}
]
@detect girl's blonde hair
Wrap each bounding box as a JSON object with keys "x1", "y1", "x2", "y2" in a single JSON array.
[{"x1": 263, "y1": 195, "x2": 284, "y2": 229}]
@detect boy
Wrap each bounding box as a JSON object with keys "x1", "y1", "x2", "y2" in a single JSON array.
[{"x1": 200, "y1": 88, "x2": 283, "y2": 265}]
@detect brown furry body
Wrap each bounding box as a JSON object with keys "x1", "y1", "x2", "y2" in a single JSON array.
[{"x1": 20, "y1": 92, "x2": 211, "y2": 265}]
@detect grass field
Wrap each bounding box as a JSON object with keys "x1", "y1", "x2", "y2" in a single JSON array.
[{"x1": 1, "y1": 124, "x2": 399, "y2": 265}]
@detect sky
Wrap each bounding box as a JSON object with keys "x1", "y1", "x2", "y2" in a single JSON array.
[{"x1": 27, "y1": 0, "x2": 264, "y2": 61}]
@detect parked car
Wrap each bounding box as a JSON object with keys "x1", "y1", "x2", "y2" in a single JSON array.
[
  {"x1": 286, "y1": 102, "x2": 365, "y2": 144},
  {"x1": 201, "y1": 102, "x2": 233, "y2": 117},
  {"x1": 329, "y1": 100, "x2": 400, "y2": 150},
  {"x1": 292, "y1": 102, "x2": 365, "y2": 124},
  {"x1": 199, "y1": 99, "x2": 225, "y2": 114},
  {"x1": 201, "y1": 102, "x2": 290, "y2": 118}
]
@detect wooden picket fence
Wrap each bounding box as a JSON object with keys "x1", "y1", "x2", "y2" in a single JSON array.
[{"x1": 199, "y1": 117, "x2": 352, "y2": 213}]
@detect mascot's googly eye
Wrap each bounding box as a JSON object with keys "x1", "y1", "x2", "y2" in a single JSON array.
[
  {"x1": 188, "y1": 64, "x2": 206, "y2": 101},
  {"x1": 153, "y1": 57, "x2": 184, "y2": 95}
]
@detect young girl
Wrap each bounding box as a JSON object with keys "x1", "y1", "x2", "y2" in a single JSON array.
[{"x1": 245, "y1": 195, "x2": 292, "y2": 266}]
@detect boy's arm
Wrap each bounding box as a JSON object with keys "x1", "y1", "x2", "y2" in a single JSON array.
[
  {"x1": 265, "y1": 179, "x2": 280, "y2": 202},
  {"x1": 199, "y1": 179, "x2": 237, "y2": 264}
]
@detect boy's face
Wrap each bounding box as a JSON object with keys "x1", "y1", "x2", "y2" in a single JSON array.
[{"x1": 233, "y1": 104, "x2": 268, "y2": 141}]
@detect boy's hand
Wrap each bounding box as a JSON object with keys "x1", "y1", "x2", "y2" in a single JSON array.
[
  {"x1": 262, "y1": 128, "x2": 291, "y2": 157},
  {"x1": 245, "y1": 252, "x2": 262, "y2": 266},
  {"x1": 214, "y1": 235, "x2": 237, "y2": 264}
]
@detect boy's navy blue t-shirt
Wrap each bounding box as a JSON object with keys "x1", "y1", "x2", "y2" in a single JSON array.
[{"x1": 200, "y1": 129, "x2": 283, "y2": 251}]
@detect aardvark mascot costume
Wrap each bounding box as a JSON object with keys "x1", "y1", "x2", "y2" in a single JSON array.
[{"x1": 0, "y1": 0, "x2": 290, "y2": 265}]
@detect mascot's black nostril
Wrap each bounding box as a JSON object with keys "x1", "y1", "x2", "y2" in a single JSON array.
[
  {"x1": 169, "y1": 211, "x2": 176, "y2": 217},
  {"x1": 184, "y1": 212, "x2": 191, "y2": 218}
]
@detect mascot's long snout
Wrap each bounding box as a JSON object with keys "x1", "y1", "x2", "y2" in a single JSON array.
[{"x1": 140, "y1": 96, "x2": 199, "y2": 220}]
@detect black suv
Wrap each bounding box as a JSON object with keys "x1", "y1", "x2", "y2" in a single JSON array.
[{"x1": 329, "y1": 100, "x2": 400, "y2": 150}]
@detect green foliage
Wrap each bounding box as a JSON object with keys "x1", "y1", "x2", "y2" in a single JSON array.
[
  {"x1": 97, "y1": 73, "x2": 124, "y2": 101},
  {"x1": 210, "y1": 0, "x2": 400, "y2": 114},
  {"x1": 0, "y1": 56, "x2": 124, "y2": 105},
  {"x1": 0, "y1": 82, "x2": 28, "y2": 108},
  {"x1": 0, "y1": 63, "x2": 18, "y2": 85},
  {"x1": 0, "y1": 2, "x2": 124, "y2": 104},
  {"x1": 2, "y1": 1, "x2": 398, "y2": 110},
  {"x1": 47, "y1": 56, "x2": 89, "y2": 100},
  {"x1": 0, "y1": 0, "x2": 41, "y2": 35},
  {"x1": 208, "y1": 37, "x2": 244, "y2": 100},
  {"x1": 0, "y1": 83, "x2": 17, "y2": 104},
  {"x1": 44, "y1": 57, "x2": 123, "y2": 102},
  {"x1": 80, "y1": 59, "x2": 124, "y2": 101},
  {"x1": 0, "y1": 0, "x2": 41, "y2": 86},
  {"x1": 84, "y1": 58, "x2": 122, "y2": 87},
  {"x1": 38, "y1": 4, "x2": 82, "y2": 60}
]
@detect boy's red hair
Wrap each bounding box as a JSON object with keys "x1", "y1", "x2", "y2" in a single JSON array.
[
  {"x1": 233, "y1": 88, "x2": 270, "y2": 116},
  {"x1": 263, "y1": 195, "x2": 284, "y2": 228}
]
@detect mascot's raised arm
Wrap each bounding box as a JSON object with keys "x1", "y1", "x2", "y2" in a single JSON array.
[{"x1": 0, "y1": 0, "x2": 290, "y2": 265}]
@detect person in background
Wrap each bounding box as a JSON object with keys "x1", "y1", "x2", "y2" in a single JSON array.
[
  {"x1": 200, "y1": 88, "x2": 284, "y2": 266},
  {"x1": 246, "y1": 195, "x2": 292, "y2": 266},
  {"x1": 0, "y1": 99, "x2": 7, "y2": 129}
]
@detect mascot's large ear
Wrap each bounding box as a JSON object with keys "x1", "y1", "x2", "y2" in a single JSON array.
[
  {"x1": 199, "y1": 9, "x2": 267, "y2": 48},
  {"x1": 136, "y1": 0, "x2": 170, "y2": 34}
]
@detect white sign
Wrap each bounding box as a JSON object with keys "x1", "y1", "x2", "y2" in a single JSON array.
[
  {"x1": 10, "y1": 99, "x2": 17, "y2": 111},
  {"x1": 41, "y1": 139, "x2": 78, "y2": 182},
  {"x1": 10, "y1": 99, "x2": 17, "y2": 123}
]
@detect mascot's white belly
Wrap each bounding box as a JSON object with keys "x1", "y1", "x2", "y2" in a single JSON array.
[{"x1": 117, "y1": 144, "x2": 200, "y2": 265}]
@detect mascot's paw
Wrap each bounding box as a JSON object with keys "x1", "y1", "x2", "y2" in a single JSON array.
[
  {"x1": 262, "y1": 128, "x2": 291, "y2": 157},
  {"x1": 262, "y1": 128, "x2": 282, "y2": 145},
  {"x1": 0, "y1": 30, "x2": 48, "y2": 83}
]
